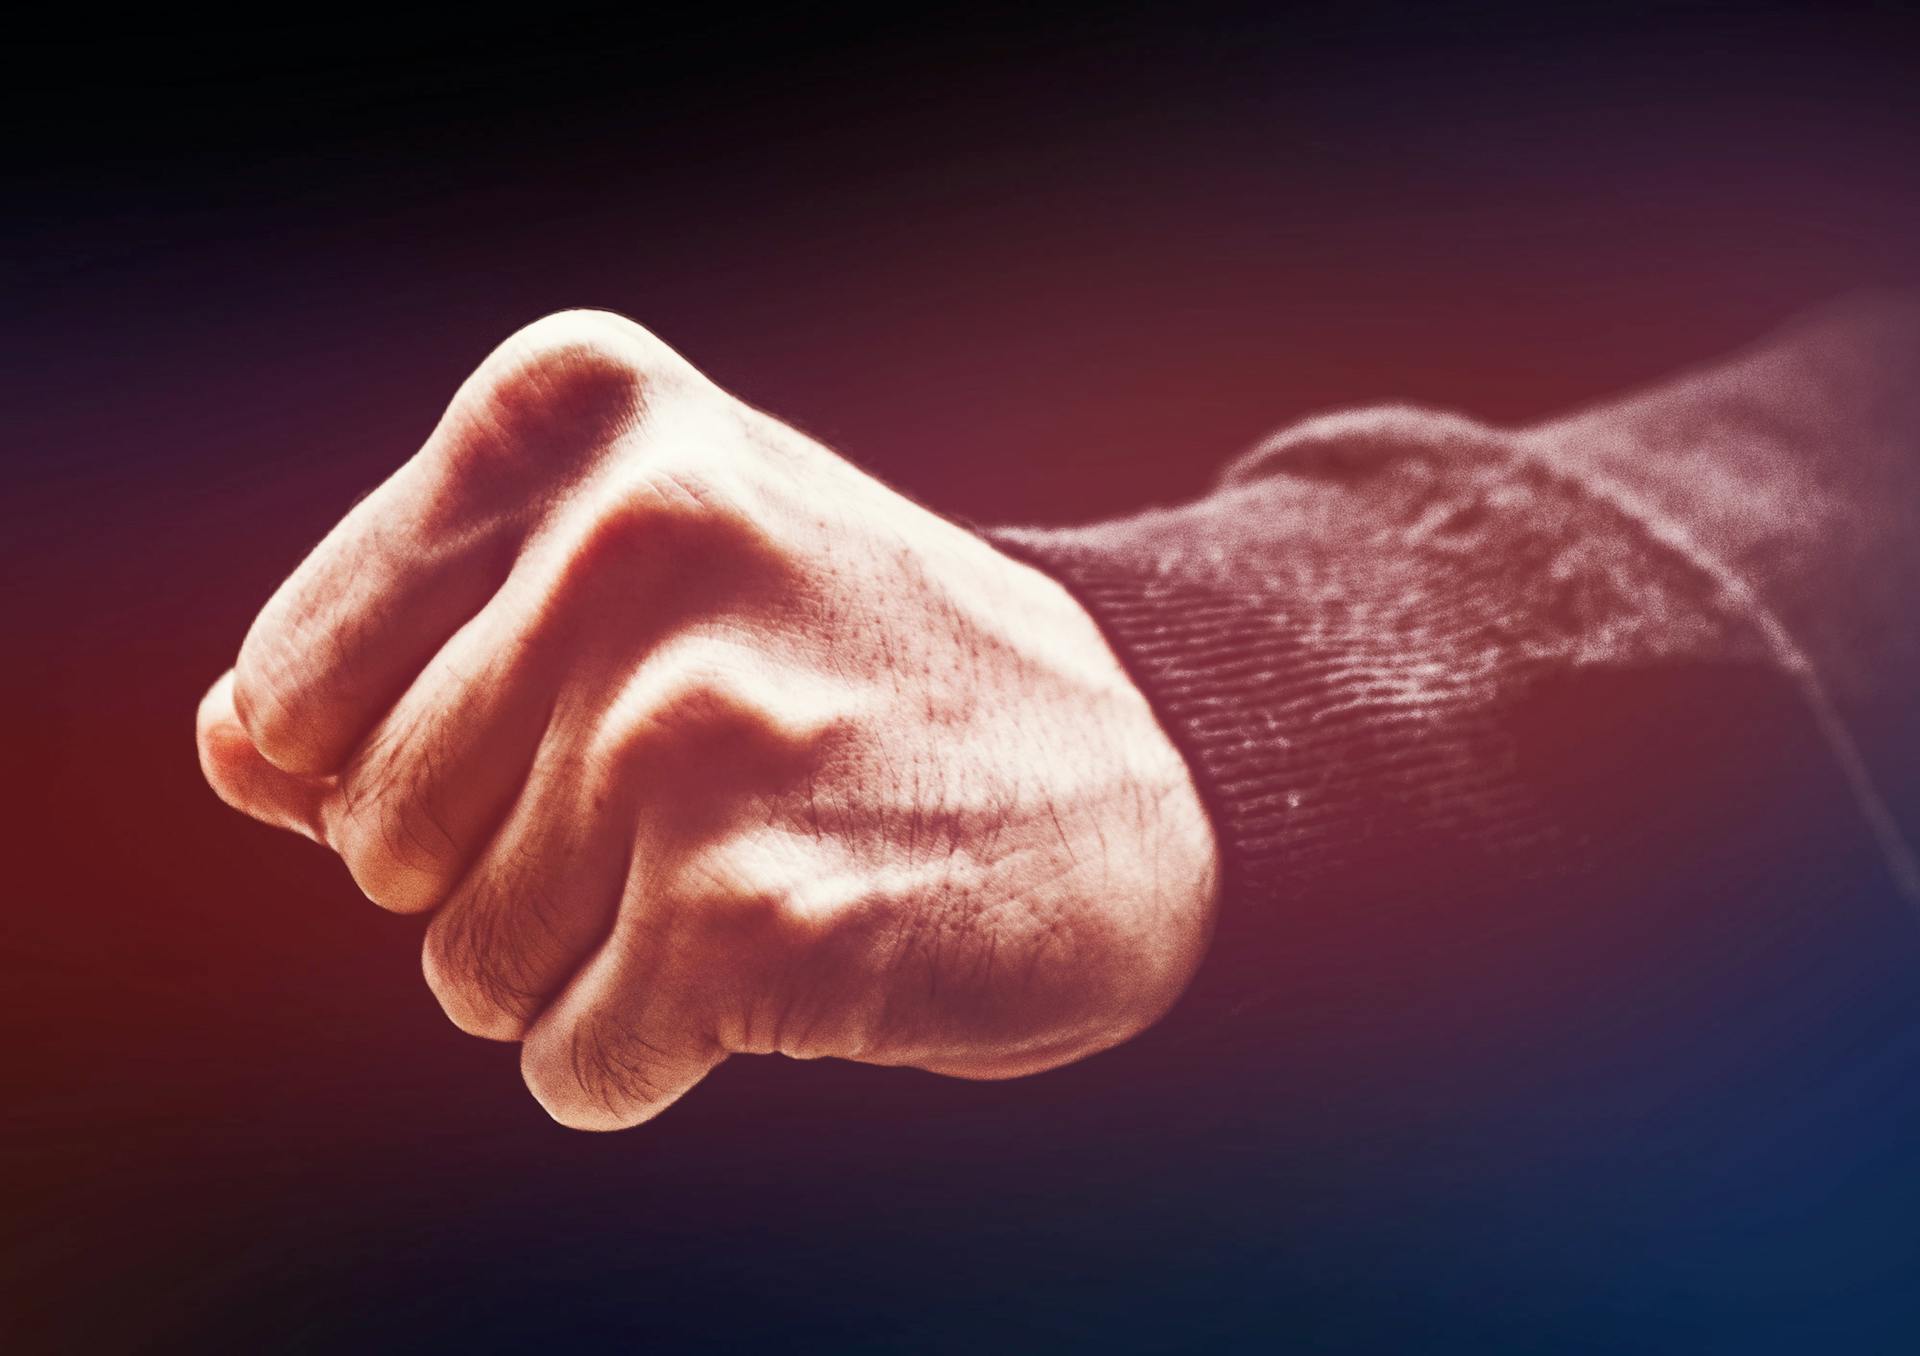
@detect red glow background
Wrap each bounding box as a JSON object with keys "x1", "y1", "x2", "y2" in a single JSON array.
[{"x1": 7, "y1": 6, "x2": 1920, "y2": 1350}]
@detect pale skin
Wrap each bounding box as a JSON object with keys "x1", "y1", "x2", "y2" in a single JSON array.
[{"x1": 197, "y1": 311, "x2": 1220, "y2": 1129}]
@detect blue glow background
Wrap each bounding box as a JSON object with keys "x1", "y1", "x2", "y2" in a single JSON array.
[{"x1": 7, "y1": 4, "x2": 1920, "y2": 1350}]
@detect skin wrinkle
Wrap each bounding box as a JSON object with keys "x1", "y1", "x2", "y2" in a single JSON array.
[{"x1": 457, "y1": 873, "x2": 540, "y2": 1018}]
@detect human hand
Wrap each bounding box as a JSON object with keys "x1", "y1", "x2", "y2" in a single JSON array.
[{"x1": 196, "y1": 311, "x2": 1218, "y2": 1128}]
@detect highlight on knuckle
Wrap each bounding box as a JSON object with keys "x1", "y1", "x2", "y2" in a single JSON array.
[{"x1": 483, "y1": 310, "x2": 678, "y2": 441}]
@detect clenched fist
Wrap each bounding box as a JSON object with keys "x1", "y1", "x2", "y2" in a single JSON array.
[{"x1": 197, "y1": 312, "x2": 1219, "y2": 1129}]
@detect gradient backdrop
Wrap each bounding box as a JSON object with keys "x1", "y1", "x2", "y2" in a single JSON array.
[{"x1": 7, "y1": 4, "x2": 1920, "y2": 1351}]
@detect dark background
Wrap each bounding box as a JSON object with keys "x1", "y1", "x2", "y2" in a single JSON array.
[{"x1": 6, "y1": 4, "x2": 1920, "y2": 1351}]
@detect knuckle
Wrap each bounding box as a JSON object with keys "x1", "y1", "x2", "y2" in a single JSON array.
[
  {"x1": 438, "y1": 311, "x2": 692, "y2": 491},
  {"x1": 231, "y1": 613, "x2": 313, "y2": 769},
  {"x1": 229, "y1": 633, "x2": 285, "y2": 749},
  {"x1": 623, "y1": 456, "x2": 768, "y2": 557},
  {"x1": 540, "y1": 468, "x2": 776, "y2": 623},
  {"x1": 581, "y1": 646, "x2": 853, "y2": 807},
  {"x1": 422, "y1": 899, "x2": 540, "y2": 1041},
  {"x1": 521, "y1": 1013, "x2": 654, "y2": 1131},
  {"x1": 511, "y1": 308, "x2": 671, "y2": 369},
  {"x1": 231, "y1": 561, "x2": 387, "y2": 776},
  {"x1": 649, "y1": 665, "x2": 778, "y2": 746},
  {"x1": 562, "y1": 484, "x2": 700, "y2": 579},
  {"x1": 328, "y1": 737, "x2": 457, "y2": 913},
  {"x1": 489, "y1": 310, "x2": 681, "y2": 428},
  {"x1": 667, "y1": 846, "x2": 878, "y2": 1060},
  {"x1": 588, "y1": 655, "x2": 814, "y2": 778},
  {"x1": 675, "y1": 845, "x2": 821, "y2": 959}
]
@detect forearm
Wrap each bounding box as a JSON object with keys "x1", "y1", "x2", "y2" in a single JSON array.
[
  {"x1": 1521, "y1": 292, "x2": 1920, "y2": 702},
  {"x1": 985, "y1": 309, "x2": 1920, "y2": 1011},
  {"x1": 1522, "y1": 294, "x2": 1920, "y2": 833}
]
